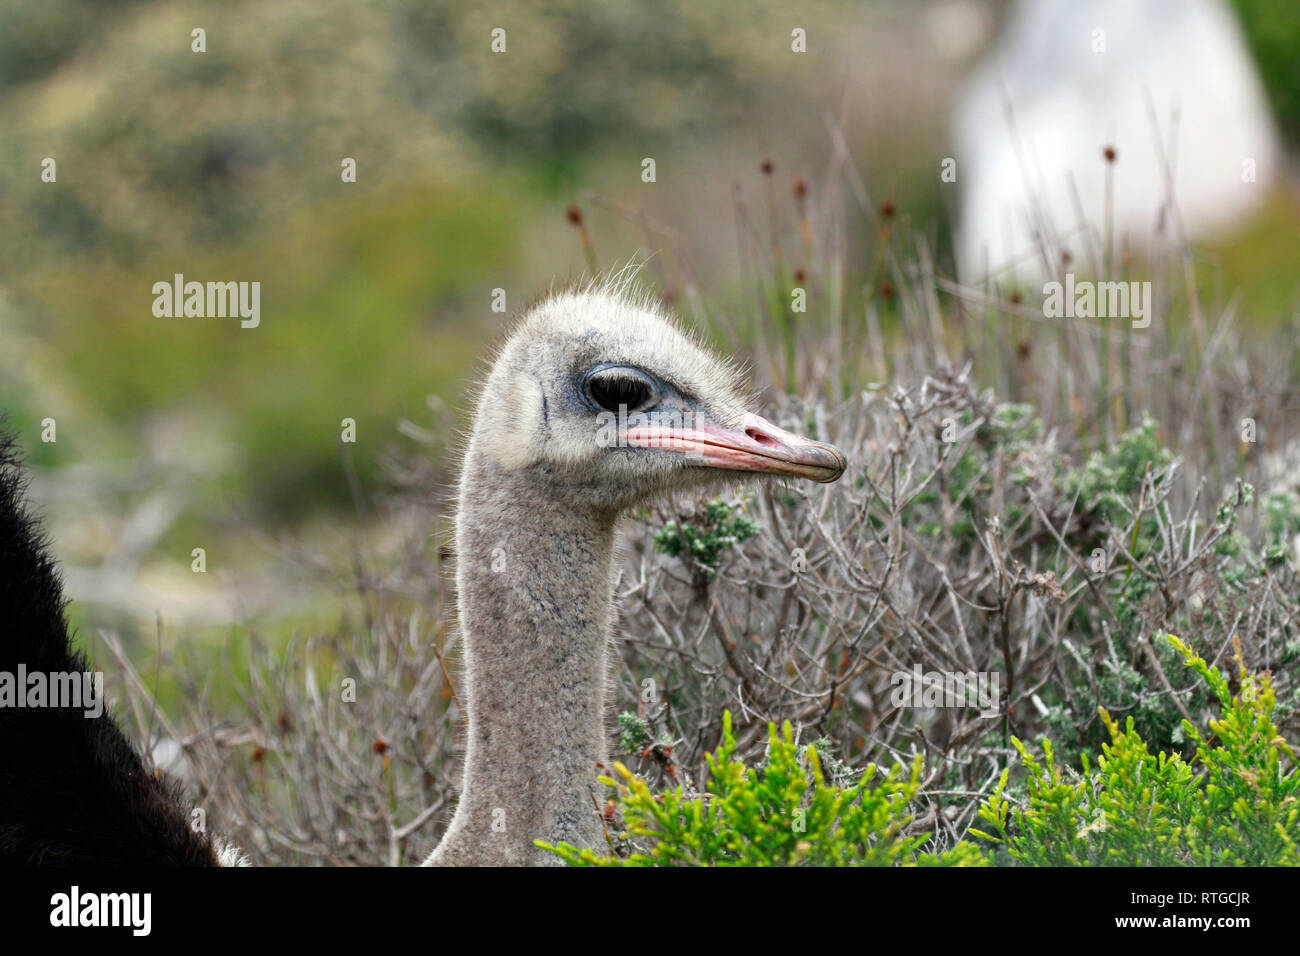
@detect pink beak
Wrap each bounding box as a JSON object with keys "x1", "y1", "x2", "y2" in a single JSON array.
[{"x1": 625, "y1": 410, "x2": 846, "y2": 483}]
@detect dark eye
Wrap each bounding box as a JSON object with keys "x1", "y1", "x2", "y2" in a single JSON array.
[{"x1": 583, "y1": 366, "x2": 657, "y2": 414}]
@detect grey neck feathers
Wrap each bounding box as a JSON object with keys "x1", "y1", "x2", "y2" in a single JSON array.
[{"x1": 426, "y1": 449, "x2": 617, "y2": 865}]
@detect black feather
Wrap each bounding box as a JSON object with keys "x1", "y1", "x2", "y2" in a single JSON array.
[{"x1": 0, "y1": 427, "x2": 218, "y2": 865}]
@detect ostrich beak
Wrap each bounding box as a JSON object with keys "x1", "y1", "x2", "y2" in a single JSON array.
[{"x1": 625, "y1": 409, "x2": 846, "y2": 483}]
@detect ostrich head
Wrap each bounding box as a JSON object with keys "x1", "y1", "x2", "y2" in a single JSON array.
[
  {"x1": 470, "y1": 284, "x2": 845, "y2": 513},
  {"x1": 432, "y1": 278, "x2": 847, "y2": 866}
]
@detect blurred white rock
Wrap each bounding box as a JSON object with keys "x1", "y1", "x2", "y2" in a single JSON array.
[
  {"x1": 150, "y1": 735, "x2": 192, "y2": 782},
  {"x1": 951, "y1": 0, "x2": 1280, "y2": 283}
]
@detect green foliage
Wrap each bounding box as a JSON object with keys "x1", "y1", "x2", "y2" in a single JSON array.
[
  {"x1": 654, "y1": 498, "x2": 758, "y2": 577},
  {"x1": 1262, "y1": 490, "x2": 1300, "y2": 565},
  {"x1": 1231, "y1": 0, "x2": 1300, "y2": 146},
  {"x1": 1062, "y1": 416, "x2": 1172, "y2": 529},
  {"x1": 538, "y1": 712, "x2": 985, "y2": 866},
  {"x1": 0, "y1": 0, "x2": 812, "y2": 271},
  {"x1": 904, "y1": 401, "x2": 1043, "y2": 541},
  {"x1": 974, "y1": 634, "x2": 1300, "y2": 865},
  {"x1": 617, "y1": 711, "x2": 651, "y2": 754},
  {"x1": 894, "y1": 411, "x2": 1289, "y2": 770},
  {"x1": 990, "y1": 402, "x2": 1042, "y2": 447},
  {"x1": 803, "y1": 736, "x2": 856, "y2": 788},
  {"x1": 1213, "y1": 480, "x2": 1255, "y2": 564}
]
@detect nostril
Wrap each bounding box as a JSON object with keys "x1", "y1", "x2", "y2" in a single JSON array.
[{"x1": 745, "y1": 427, "x2": 782, "y2": 449}]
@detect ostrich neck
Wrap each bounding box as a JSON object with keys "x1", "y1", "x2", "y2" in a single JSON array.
[{"x1": 428, "y1": 451, "x2": 617, "y2": 866}]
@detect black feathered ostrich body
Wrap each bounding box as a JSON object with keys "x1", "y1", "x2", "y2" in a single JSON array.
[
  {"x1": 0, "y1": 283, "x2": 844, "y2": 866},
  {"x1": 0, "y1": 432, "x2": 244, "y2": 865}
]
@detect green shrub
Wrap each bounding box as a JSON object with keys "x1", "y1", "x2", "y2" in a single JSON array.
[
  {"x1": 974, "y1": 634, "x2": 1300, "y2": 865},
  {"x1": 1231, "y1": 0, "x2": 1300, "y2": 146},
  {"x1": 1062, "y1": 415, "x2": 1173, "y2": 532},
  {"x1": 559, "y1": 635, "x2": 1299, "y2": 866},
  {"x1": 617, "y1": 711, "x2": 652, "y2": 755},
  {"x1": 537, "y1": 711, "x2": 985, "y2": 866},
  {"x1": 1262, "y1": 490, "x2": 1300, "y2": 565},
  {"x1": 654, "y1": 497, "x2": 758, "y2": 577}
]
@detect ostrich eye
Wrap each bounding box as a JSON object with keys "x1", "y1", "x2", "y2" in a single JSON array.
[{"x1": 583, "y1": 366, "x2": 657, "y2": 414}]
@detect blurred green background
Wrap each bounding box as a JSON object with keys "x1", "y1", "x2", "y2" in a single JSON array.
[{"x1": 0, "y1": 0, "x2": 1296, "y2": 653}]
